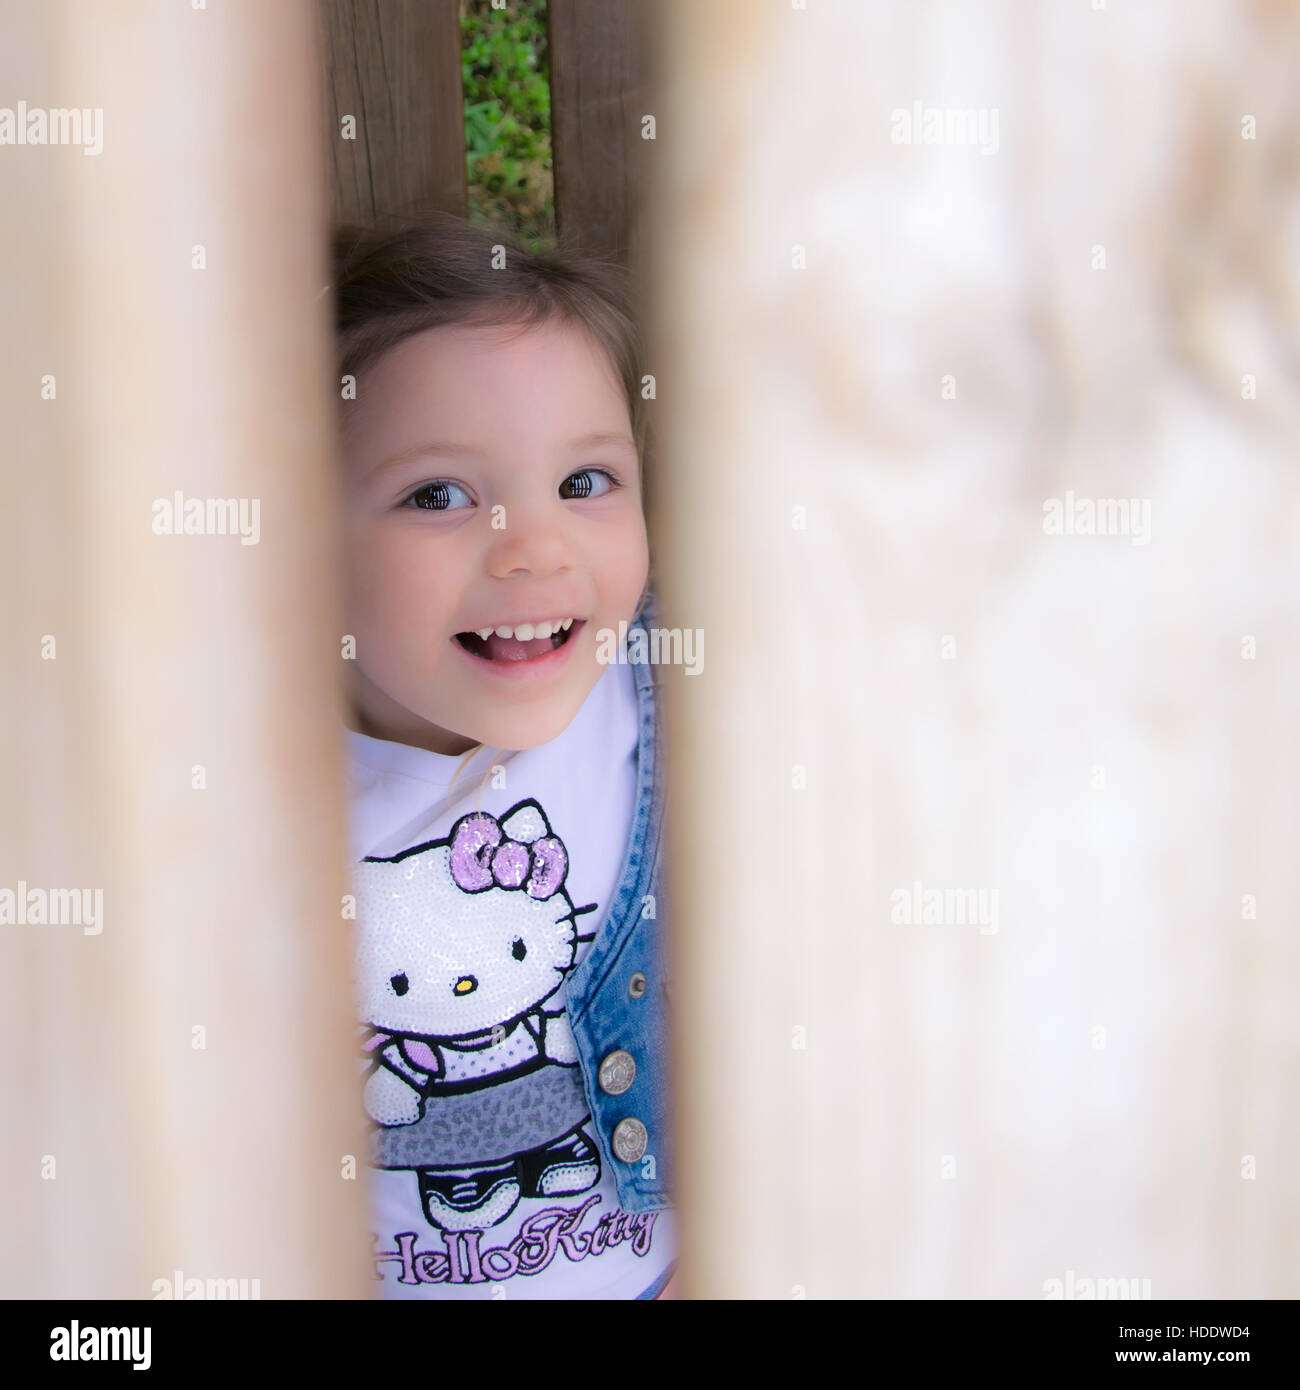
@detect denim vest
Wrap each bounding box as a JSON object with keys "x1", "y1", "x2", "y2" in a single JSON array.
[{"x1": 563, "y1": 588, "x2": 672, "y2": 1215}]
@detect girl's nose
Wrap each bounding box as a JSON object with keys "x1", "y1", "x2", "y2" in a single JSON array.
[{"x1": 486, "y1": 518, "x2": 577, "y2": 579}]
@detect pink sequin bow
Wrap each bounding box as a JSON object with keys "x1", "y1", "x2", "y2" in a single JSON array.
[{"x1": 448, "y1": 812, "x2": 567, "y2": 900}]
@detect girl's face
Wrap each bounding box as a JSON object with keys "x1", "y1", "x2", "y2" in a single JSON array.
[{"x1": 340, "y1": 317, "x2": 650, "y2": 756}]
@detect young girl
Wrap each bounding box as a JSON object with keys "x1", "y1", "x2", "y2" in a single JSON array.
[{"x1": 332, "y1": 212, "x2": 676, "y2": 1299}]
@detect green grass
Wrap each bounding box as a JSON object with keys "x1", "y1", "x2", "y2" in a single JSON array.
[{"x1": 460, "y1": 0, "x2": 555, "y2": 252}]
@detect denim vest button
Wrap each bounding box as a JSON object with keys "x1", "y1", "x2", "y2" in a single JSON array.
[
  {"x1": 612, "y1": 1116, "x2": 648, "y2": 1163},
  {"x1": 628, "y1": 972, "x2": 647, "y2": 998},
  {"x1": 598, "y1": 1049, "x2": 637, "y2": 1095}
]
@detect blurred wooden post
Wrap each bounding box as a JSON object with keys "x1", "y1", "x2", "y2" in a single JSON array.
[
  {"x1": 321, "y1": 0, "x2": 465, "y2": 224},
  {"x1": 548, "y1": 0, "x2": 654, "y2": 267},
  {"x1": 653, "y1": 0, "x2": 1300, "y2": 1298},
  {"x1": 0, "y1": 0, "x2": 367, "y2": 1296}
]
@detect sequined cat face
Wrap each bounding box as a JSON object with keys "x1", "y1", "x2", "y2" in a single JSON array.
[{"x1": 354, "y1": 820, "x2": 579, "y2": 1040}]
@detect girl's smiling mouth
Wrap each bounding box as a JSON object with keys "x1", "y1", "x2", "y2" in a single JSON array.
[{"x1": 453, "y1": 619, "x2": 586, "y2": 671}]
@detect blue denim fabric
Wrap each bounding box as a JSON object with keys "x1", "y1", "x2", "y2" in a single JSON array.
[{"x1": 564, "y1": 588, "x2": 673, "y2": 1214}]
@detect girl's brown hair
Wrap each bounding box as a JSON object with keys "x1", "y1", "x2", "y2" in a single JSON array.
[{"x1": 330, "y1": 210, "x2": 652, "y2": 525}]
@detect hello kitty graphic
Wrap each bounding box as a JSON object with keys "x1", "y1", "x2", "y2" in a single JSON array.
[{"x1": 353, "y1": 799, "x2": 602, "y2": 1232}]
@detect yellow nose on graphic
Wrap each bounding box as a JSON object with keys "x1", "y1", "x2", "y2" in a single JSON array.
[{"x1": 454, "y1": 975, "x2": 478, "y2": 995}]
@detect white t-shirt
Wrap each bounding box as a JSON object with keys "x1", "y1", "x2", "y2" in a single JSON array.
[{"x1": 346, "y1": 660, "x2": 675, "y2": 1299}]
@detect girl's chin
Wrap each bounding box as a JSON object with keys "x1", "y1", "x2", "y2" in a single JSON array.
[
  {"x1": 453, "y1": 701, "x2": 583, "y2": 754},
  {"x1": 349, "y1": 663, "x2": 591, "y2": 755}
]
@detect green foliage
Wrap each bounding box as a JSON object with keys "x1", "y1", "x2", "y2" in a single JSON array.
[{"x1": 460, "y1": 0, "x2": 555, "y2": 252}]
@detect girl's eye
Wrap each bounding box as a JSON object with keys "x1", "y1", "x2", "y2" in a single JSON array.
[
  {"x1": 560, "y1": 468, "x2": 620, "y2": 501},
  {"x1": 405, "y1": 481, "x2": 472, "y2": 512}
]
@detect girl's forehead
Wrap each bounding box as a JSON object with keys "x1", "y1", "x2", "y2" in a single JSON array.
[
  {"x1": 397, "y1": 315, "x2": 614, "y2": 375},
  {"x1": 385, "y1": 314, "x2": 596, "y2": 364},
  {"x1": 346, "y1": 319, "x2": 629, "y2": 454}
]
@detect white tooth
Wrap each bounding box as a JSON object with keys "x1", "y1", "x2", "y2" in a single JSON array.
[
  {"x1": 476, "y1": 628, "x2": 494, "y2": 641},
  {"x1": 494, "y1": 625, "x2": 514, "y2": 639},
  {"x1": 561, "y1": 618, "x2": 573, "y2": 630},
  {"x1": 535, "y1": 621, "x2": 553, "y2": 639},
  {"x1": 514, "y1": 623, "x2": 536, "y2": 640}
]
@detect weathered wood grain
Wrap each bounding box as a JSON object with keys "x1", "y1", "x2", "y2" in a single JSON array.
[{"x1": 320, "y1": 0, "x2": 465, "y2": 225}]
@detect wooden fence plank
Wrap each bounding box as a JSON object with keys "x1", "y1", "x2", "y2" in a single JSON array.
[
  {"x1": 320, "y1": 0, "x2": 465, "y2": 225},
  {"x1": 548, "y1": 0, "x2": 654, "y2": 265},
  {"x1": 653, "y1": 0, "x2": 1300, "y2": 1298},
  {"x1": 0, "y1": 0, "x2": 367, "y2": 1297}
]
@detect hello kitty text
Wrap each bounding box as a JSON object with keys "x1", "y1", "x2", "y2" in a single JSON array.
[{"x1": 373, "y1": 1194, "x2": 658, "y2": 1285}]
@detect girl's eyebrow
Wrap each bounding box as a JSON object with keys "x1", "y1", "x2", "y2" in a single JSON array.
[
  {"x1": 368, "y1": 442, "x2": 485, "y2": 480},
  {"x1": 369, "y1": 432, "x2": 636, "y2": 480}
]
